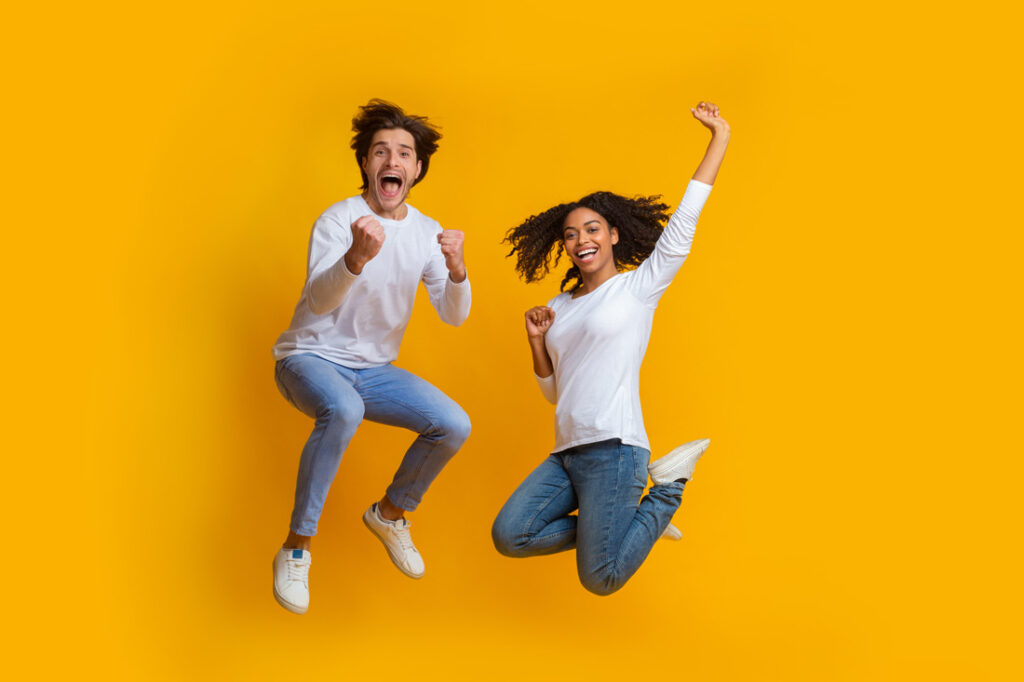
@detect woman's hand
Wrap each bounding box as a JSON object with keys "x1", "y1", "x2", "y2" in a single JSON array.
[
  {"x1": 691, "y1": 101, "x2": 730, "y2": 137},
  {"x1": 525, "y1": 306, "x2": 555, "y2": 339},
  {"x1": 525, "y1": 306, "x2": 555, "y2": 379},
  {"x1": 690, "y1": 101, "x2": 730, "y2": 185}
]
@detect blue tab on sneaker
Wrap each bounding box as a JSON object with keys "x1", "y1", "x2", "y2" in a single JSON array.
[{"x1": 292, "y1": 549, "x2": 303, "y2": 559}]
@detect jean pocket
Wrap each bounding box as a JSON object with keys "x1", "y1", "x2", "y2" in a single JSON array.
[{"x1": 631, "y1": 446, "x2": 651, "y2": 487}]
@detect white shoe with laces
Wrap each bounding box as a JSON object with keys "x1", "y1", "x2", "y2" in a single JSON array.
[
  {"x1": 362, "y1": 503, "x2": 425, "y2": 579},
  {"x1": 273, "y1": 548, "x2": 311, "y2": 614},
  {"x1": 649, "y1": 438, "x2": 711, "y2": 485}
]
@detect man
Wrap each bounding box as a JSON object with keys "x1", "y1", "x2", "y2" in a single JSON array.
[{"x1": 271, "y1": 100, "x2": 471, "y2": 614}]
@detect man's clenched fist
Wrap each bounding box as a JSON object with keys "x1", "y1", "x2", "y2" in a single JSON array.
[
  {"x1": 437, "y1": 229, "x2": 467, "y2": 283},
  {"x1": 345, "y1": 215, "x2": 386, "y2": 275}
]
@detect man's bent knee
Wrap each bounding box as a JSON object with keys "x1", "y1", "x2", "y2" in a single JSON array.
[
  {"x1": 317, "y1": 398, "x2": 364, "y2": 427},
  {"x1": 430, "y1": 405, "x2": 471, "y2": 447}
]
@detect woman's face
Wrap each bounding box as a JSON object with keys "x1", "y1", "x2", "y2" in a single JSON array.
[{"x1": 563, "y1": 207, "x2": 619, "y2": 278}]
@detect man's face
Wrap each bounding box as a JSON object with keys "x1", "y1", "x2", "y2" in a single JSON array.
[{"x1": 361, "y1": 128, "x2": 422, "y2": 216}]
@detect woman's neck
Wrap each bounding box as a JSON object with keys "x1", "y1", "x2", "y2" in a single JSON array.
[{"x1": 574, "y1": 264, "x2": 619, "y2": 298}]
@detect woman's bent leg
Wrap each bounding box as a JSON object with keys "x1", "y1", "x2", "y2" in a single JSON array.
[
  {"x1": 569, "y1": 440, "x2": 684, "y2": 596},
  {"x1": 492, "y1": 454, "x2": 579, "y2": 557}
]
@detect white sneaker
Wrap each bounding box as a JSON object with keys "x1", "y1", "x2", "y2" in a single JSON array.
[
  {"x1": 660, "y1": 523, "x2": 683, "y2": 541},
  {"x1": 649, "y1": 438, "x2": 711, "y2": 485},
  {"x1": 362, "y1": 503, "x2": 425, "y2": 579},
  {"x1": 273, "y1": 548, "x2": 311, "y2": 614}
]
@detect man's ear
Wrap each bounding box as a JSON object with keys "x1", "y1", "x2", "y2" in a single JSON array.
[{"x1": 415, "y1": 159, "x2": 422, "y2": 181}]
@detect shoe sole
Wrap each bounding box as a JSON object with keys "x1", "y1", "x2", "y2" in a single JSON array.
[
  {"x1": 648, "y1": 438, "x2": 711, "y2": 485},
  {"x1": 362, "y1": 511, "x2": 425, "y2": 580},
  {"x1": 273, "y1": 585, "x2": 308, "y2": 614}
]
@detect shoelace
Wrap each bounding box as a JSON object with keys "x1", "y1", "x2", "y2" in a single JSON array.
[
  {"x1": 392, "y1": 521, "x2": 418, "y2": 553},
  {"x1": 286, "y1": 558, "x2": 309, "y2": 584}
]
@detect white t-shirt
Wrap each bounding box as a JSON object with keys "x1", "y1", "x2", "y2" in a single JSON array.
[
  {"x1": 273, "y1": 195, "x2": 471, "y2": 368},
  {"x1": 535, "y1": 180, "x2": 713, "y2": 453}
]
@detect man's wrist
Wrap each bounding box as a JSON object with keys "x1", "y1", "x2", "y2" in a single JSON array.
[
  {"x1": 448, "y1": 266, "x2": 467, "y2": 283},
  {"x1": 344, "y1": 252, "x2": 365, "y2": 276}
]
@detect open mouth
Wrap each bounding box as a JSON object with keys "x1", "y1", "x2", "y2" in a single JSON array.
[
  {"x1": 576, "y1": 247, "x2": 598, "y2": 264},
  {"x1": 379, "y1": 172, "x2": 404, "y2": 199}
]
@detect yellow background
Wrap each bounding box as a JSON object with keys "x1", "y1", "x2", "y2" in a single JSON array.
[{"x1": 4, "y1": 1, "x2": 1022, "y2": 679}]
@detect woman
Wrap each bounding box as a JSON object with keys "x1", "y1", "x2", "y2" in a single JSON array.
[{"x1": 491, "y1": 102, "x2": 729, "y2": 595}]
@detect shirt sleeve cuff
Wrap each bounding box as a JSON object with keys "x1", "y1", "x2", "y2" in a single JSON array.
[
  {"x1": 681, "y1": 179, "x2": 713, "y2": 212},
  {"x1": 340, "y1": 258, "x2": 359, "y2": 279},
  {"x1": 447, "y1": 272, "x2": 470, "y2": 287}
]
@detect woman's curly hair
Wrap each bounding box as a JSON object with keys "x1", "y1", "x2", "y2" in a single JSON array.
[{"x1": 504, "y1": 192, "x2": 672, "y2": 292}]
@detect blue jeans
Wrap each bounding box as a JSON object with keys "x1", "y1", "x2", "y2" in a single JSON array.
[
  {"x1": 491, "y1": 439, "x2": 685, "y2": 596},
  {"x1": 275, "y1": 353, "x2": 471, "y2": 536}
]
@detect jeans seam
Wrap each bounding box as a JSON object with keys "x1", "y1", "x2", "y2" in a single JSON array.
[
  {"x1": 289, "y1": 418, "x2": 339, "y2": 537},
  {"x1": 596, "y1": 447, "x2": 624, "y2": 578},
  {"x1": 589, "y1": 445, "x2": 637, "y2": 589},
  {"x1": 524, "y1": 475, "x2": 573, "y2": 537}
]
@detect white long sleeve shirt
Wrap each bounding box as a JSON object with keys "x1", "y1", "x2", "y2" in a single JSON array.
[
  {"x1": 535, "y1": 179, "x2": 713, "y2": 453},
  {"x1": 273, "y1": 195, "x2": 471, "y2": 368}
]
